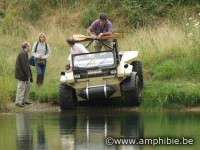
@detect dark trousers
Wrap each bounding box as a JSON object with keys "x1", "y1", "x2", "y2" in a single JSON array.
[{"x1": 35, "y1": 59, "x2": 46, "y2": 86}]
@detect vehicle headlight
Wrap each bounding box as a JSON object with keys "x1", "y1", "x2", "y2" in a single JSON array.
[
  {"x1": 110, "y1": 69, "x2": 117, "y2": 75},
  {"x1": 60, "y1": 75, "x2": 67, "y2": 82},
  {"x1": 74, "y1": 74, "x2": 81, "y2": 79}
]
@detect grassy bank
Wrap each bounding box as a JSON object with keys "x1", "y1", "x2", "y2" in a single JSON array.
[
  {"x1": 0, "y1": 1, "x2": 200, "y2": 111},
  {"x1": 142, "y1": 81, "x2": 200, "y2": 110}
]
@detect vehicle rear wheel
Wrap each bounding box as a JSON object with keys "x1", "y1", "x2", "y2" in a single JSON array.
[
  {"x1": 131, "y1": 61, "x2": 143, "y2": 89},
  {"x1": 121, "y1": 73, "x2": 141, "y2": 106},
  {"x1": 59, "y1": 84, "x2": 77, "y2": 111},
  {"x1": 123, "y1": 75, "x2": 140, "y2": 106}
]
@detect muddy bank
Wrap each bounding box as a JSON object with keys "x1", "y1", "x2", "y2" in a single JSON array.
[
  {"x1": 181, "y1": 106, "x2": 200, "y2": 112},
  {"x1": 4, "y1": 102, "x2": 200, "y2": 113},
  {"x1": 7, "y1": 102, "x2": 60, "y2": 113},
  {"x1": 6, "y1": 101, "x2": 141, "y2": 113}
]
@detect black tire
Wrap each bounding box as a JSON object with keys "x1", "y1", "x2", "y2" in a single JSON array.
[
  {"x1": 131, "y1": 61, "x2": 143, "y2": 89},
  {"x1": 59, "y1": 84, "x2": 77, "y2": 111},
  {"x1": 123, "y1": 75, "x2": 141, "y2": 106}
]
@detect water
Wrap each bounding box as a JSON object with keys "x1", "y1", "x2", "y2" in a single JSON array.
[{"x1": 0, "y1": 110, "x2": 199, "y2": 150}]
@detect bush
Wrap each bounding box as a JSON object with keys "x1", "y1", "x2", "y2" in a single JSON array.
[
  {"x1": 22, "y1": 0, "x2": 42, "y2": 22},
  {"x1": 47, "y1": 0, "x2": 80, "y2": 7},
  {"x1": 81, "y1": 3, "x2": 98, "y2": 28},
  {"x1": 96, "y1": 0, "x2": 200, "y2": 26},
  {"x1": 1, "y1": 0, "x2": 200, "y2": 27},
  {"x1": 0, "y1": 9, "x2": 5, "y2": 18}
]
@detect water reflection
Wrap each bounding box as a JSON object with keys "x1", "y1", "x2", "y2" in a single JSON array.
[
  {"x1": 16, "y1": 113, "x2": 33, "y2": 150},
  {"x1": 59, "y1": 113, "x2": 77, "y2": 150},
  {"x1": 2, "y1": 111, "x2": 199, "y2": 150},
  {"x1": 16, "y1": 113, "x2": 48, "y2": 150},
  {"x1": 36, "y1": 116, "x2": 47, "y2": 150},
  {"x1": 59, "y1": 111, "x2": 143, "y2": 150}
]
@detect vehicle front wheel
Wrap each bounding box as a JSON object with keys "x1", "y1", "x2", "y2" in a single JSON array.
[{"x1": 59, "y1": 84, "x2": 77, "y2": 111}]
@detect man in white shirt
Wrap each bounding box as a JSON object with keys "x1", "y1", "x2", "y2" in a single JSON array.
[
  {"x1": 66, "y1": 38, "x2": 89, "y2": 71},
  {"x1": 67, "y1": 37, "x2": 89, "y2": 54}
]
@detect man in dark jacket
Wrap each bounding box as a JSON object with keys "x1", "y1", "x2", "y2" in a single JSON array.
[{"x1": 15, "y1": 42, "x2": 33, "y2": 107}]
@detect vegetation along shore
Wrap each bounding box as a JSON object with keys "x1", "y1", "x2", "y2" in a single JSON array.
[{"x1": 0, "y1": 0, "x2": 200, "y2": 111}]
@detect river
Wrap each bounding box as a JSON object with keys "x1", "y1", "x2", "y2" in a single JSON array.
[{"x1": 0, "y1": 109, "x2": 199, "y2": 150}]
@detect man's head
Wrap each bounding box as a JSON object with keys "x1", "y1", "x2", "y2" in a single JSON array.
[
  {"x1": 22, "y1": 42, "x2": 31, "y2": 52},
  {"x1": 66, "y1": 38, "x2": 76, "y2": 47},
  {"x1": 99, "y1": 13, "x2": 107, "y2": 27}
]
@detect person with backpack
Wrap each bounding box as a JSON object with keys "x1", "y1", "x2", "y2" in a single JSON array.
[{"x1": 31, "y1": 33, "x2": 51, "y2": 86}]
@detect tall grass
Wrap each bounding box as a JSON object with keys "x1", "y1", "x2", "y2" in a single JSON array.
[
  {"x1": 141, "y1": 81, "x2": 200, "y2": 110},
  {"x1": 0, "y1": 1, "x2": 200, "y2": 110},
  {"x1": 0, "y1": 57, "x2": 14, "y2": 111}
]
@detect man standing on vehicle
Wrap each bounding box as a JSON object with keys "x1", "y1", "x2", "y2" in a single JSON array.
[
  {"x1": 87, "y1": 13, "x2": 113, "y2": 52},
  {"x1": 15, "y1": 42, "x2": 32, "y2": 107}
]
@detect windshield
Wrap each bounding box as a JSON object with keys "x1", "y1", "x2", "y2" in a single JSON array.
[{"x1": 73, "y1": 51, "x2": 115, "y2": 69}]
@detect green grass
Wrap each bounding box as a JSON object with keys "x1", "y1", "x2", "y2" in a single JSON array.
[
  {"x1": 141, "y1": 80, "x2": 200, "y2": 110},
  {"x1": 0, "y1": 1, "x2": 200, "y2": 111}
]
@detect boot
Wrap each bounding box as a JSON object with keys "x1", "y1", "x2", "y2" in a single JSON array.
[
  {"x1": 40, "y1": 75, "x2": 44, "y2": 85},
  {"x1": 36, "y1": 75, "x2": 42, "y2": 87}
]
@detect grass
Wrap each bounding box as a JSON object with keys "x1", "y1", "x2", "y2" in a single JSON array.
[
  {"x1": 141, "y1": 80, "x2": 200, "y2": 110},
  {"x1": 0, "y1": 2, "x2": 200, "y2": 111}
]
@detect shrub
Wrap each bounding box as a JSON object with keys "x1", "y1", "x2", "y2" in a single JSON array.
[
  {"x1": 22, "y1": 0, "x2": 42, "y2": 22},
  {"x1": 0, "y1": 9, "x2": 5, "y2": 18},
  {"x1": 81, "y1": 3, "x2": 98, "y2": 28}
]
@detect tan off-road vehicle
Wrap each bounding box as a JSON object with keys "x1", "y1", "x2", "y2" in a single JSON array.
[{"x1": 59, "y1": 34, "x2": 143, "y2": 111}]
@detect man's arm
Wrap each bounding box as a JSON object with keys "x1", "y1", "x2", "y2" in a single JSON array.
[
  {"x1": 99, "y1": 32, "x2": 112, "y2": 37},
  {"x1": 98, "y1": 21, "x2": 113, "y2": 38},
  {"x1": 20, "y1": 52, "x2": 30, "y2": 80},
  {"x1": 87, "y1": 28, "x2": 94, "y2": 36},
  {"x1": 87, "y1": 20, "x2": 98, "y2": 39},
  {"x1": 97, "y1": 31, "x2": 112, "y2": 39},
  {"x1": 87, "y1": 28, "x2": 97, "y2": 39}
]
